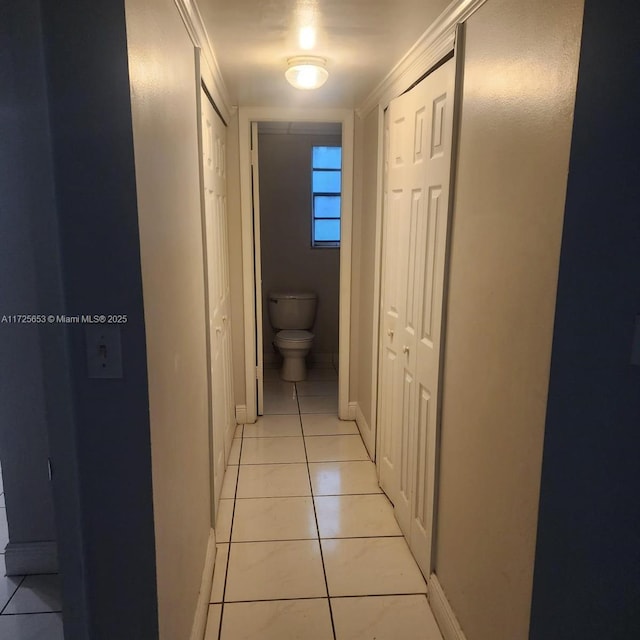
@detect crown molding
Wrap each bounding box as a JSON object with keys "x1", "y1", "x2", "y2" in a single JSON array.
[
  {"x1": 357, "y1": 0, "x2": 486, "y2": 117},
  {"x1": 174, "y1": 0, "x2": 234, "y2": 123}
]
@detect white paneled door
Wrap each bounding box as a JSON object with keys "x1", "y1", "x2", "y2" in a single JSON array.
[
  {"x1": 201, "y1": 89, "x2": 235, "y2": 517},
  {"x1": 378, "y1": 57, "x2": 456, "y2": 577}
]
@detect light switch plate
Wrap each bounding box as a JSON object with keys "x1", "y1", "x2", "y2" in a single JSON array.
[{"x1": 86, "y1": 325, "x2": 123, "y2": 379}]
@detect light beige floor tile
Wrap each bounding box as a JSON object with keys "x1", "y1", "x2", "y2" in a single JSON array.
[
  {"x1": 3, "y1": 574, "x2": 61, "y2": 614},
  {"x1": 221, "y1": 465, "x2": 239, "y2": 499},
  {"x1": 305, "y1": 367, "x2": 338, "y2": 381},
  {"x1": 309, "y1": 461, "x2": 382, "y2": 496},
  {"x1": 305, "y1": 435, "x2": 370, "y2": 463},
  {"x1": 314, "y1": 495, "x2": 401, "y2": 538},
  {"x1": 225, "y1": 540, "x2": 326, "y2": 601},
  {"x1": 0, "y1": 613, "x2": 63, "y2": 640},
  {"x1": 236, "y1": 463, "x2": 311, "y2": 498},
  {"x1": 210, "y1": 544, "x2": 229, "y2": 603},
  {"x1": 302, "y1": 414, "x2": 359, "y2": 436},
  {"x1": 204, "y1": 604, "x2": 222, "y2": 640},
  {"x1": 264, "y1": 380, "x2": 297, "y2": 396},
  {"x1": 0, "y1": 554, "x2": 23, "y2": 611},
  {"x1": 243, "y1": 414, "x2": 302, "y2": 438},
  {"x1": 263, "y1": 367, "x2": 282, "y2": 381},
  {"x1": 215, "y1": 500, "x2": 234, "y2": 543},
  {"x1": 331, "y1": 595, "x2": 442, "y2": 640},
  {"x1": 240, "y1": 437, "x2": 306, "y2": 464},
  {"x1": 232, "y1": 497, "x2": 317, "y2": 542},
  {"x1": 296, "y1": 380, "x2": 338, "y2": 397},
  {"x1": 299, "y1": 395, "x2": 338, "y2": 414},
  {"x1": 264, "y1": 394, "x2": 299, "y2": 415},
  {"x1": 228, "y1": 439, "x2": 241, "y2": 465},
  {"x1": 321, "y1": 537, "x2": 427, "y2": 596},
  {"x1": 221, "y1": 599, "x2": 333, "y2": 640},
  {"x1": 234, "y1": 424, "x2": 243, "y2": 439},
  {"x1": 0, "y1": 507, "x2": 8, "y2": 550}
]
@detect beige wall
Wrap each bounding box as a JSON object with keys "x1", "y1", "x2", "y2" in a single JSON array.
[
  {"x1": 352, "y1": 108, "x2": 381, "y2": 429},
  {"x1": 126, "y1": 0, "x2": 212, "y2": 637},
  {"x1": 258, "y1": 132, "x2": 341, "y2": 358},
  {"x1": 434, "y1": 1, "x2": 584, "y2": 638}
]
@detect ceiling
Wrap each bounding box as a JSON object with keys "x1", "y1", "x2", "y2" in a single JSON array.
[{"x1": 198, "y1": 0, "x2": 451, "y2": 109}]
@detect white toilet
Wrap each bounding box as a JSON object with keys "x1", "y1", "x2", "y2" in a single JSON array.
[{"x1": 268, "y1": 291, "x2": 317, "y2": 382}]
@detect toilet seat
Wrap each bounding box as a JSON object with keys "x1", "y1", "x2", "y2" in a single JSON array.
[{"x1": 276, "y1": 330, "x2": 314, "y2": 342}]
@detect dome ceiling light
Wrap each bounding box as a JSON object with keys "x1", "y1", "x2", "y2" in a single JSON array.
[{"x1": 285, "y1": 56, "x2": 329, "y2": 90}]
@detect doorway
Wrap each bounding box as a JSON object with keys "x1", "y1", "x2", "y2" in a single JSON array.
[{"x1": 239, "y1": 108, "x2": 354, "y2": 424}]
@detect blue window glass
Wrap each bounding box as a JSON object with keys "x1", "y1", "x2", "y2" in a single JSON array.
[
  {"x1": 314, "y1": 196, "x2": 341, "y2": 218},
  {"x1": 314, "y1": 219, "x2": 340, "y2": 242},
  {"x1": 313, "y1": 170, "x2": 341, "y2": 192},
  {"x1": 312, "y1": 146, "x2": 342, "y2": 169},
  {"x1": 312, "y1": 145, "x2": 341, "y2": 246}
]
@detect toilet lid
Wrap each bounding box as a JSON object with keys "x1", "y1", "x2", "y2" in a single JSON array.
[{"x1": 277, "y1": 330, "x2": 314, "y2": 342}]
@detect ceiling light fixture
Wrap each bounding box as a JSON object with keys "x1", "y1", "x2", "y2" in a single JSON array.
[{"x1": 285, "y1": 56, "x2": 328, "y2": 90}]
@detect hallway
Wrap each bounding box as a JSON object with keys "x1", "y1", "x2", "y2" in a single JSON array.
[{"x1": 204, "y1": 366, "x2": 442, "y2": 639}]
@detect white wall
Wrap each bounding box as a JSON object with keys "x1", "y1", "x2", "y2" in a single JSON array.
[
  {"x1": 126, "y1": 0, "x2": 212, "y2": 637},
  {"x1": 434, "y1": 0, "x2": 584, "y2": 638},
  {"x1": 258, "y1": 132, "x2": 341, "y2": 359}
]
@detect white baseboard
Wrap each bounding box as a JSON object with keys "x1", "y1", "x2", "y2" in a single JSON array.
[
  {"x1": 428, "y1": 573, "x2": 468, "y2": 640},
  {"x1": 4, "y1": 541, "x2": 58, "y2": 576},
  {"x1": 354, "y1": 402, "x2": 376, "y2": 460},
  {"x1": 189, "y1": 529, "x2": 217, "y2": 640},
  {"x1": 347, "y1": 401, "x2": 357, "y2": 421},
  {"x1": 235, "y1": 405, "x2": 247, "y2": 425}
]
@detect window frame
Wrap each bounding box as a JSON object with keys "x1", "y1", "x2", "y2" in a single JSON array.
[{"x1": 311, "y1": 145, "x2": 342, "y2": 248}]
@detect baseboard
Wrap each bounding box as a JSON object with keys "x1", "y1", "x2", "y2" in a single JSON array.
[
  {"x1": 354, "y1": 402, "x2": 375, "y2": 460},
  {"x1": 235, "y1": 405, "x2": 247, "y2": 425},
  {"x1": 347, "y1": 401, "x2": 357, "y2": 421},
  {"x1": 428, "y1": 573, "x2": 468, "y2": 640},
  {"x1": 4, "y1": 541, "x2": 58, "y2": 576},
  {"x1": 189, "y1": 529, "x2": 217, "y2": 640}
]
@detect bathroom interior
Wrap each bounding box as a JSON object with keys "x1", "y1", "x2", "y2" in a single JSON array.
[{"x1": 258, "y1": 121, "x2": 342, "y2": 413}]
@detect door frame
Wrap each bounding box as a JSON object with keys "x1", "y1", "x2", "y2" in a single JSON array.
[{"x1": 238, "y1": 107, "x2": 355, "y2": 422}]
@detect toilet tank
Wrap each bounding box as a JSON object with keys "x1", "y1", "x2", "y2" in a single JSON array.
[{"x1": 268, "y1": 292, "x2": 317, "y2": 330}]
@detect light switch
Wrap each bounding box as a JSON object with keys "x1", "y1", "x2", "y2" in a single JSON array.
[{"x1": 86, "y1": 325, "x2": 123, "y2": 378}]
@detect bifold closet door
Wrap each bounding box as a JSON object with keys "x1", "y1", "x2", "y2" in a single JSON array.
[
  {"x1": 378, "y1": 57, "x2": 456, "y2": 577},
  {"x1": 201, "y1": 89, "x2": 234, "y2": 516}
]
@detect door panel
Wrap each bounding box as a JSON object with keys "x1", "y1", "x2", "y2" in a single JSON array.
[
  {"x1": 377, "y1": 57, "x2": 456, "y2": 578},
  {"x1": 201, "y1": 89, "x2": 234, "y2": 517}
]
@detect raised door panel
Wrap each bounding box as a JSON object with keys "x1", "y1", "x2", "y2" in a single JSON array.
[{"x1": 410, "y1": 58, "x2": 456, "y2": 576}]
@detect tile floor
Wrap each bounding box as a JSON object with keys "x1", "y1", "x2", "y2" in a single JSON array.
[
  {"x1": 0, "y1": 466, "x2": 63, "y2": 639},
  {"x1": 205, "y1": 365, "x2": 443, "y2": 640}
]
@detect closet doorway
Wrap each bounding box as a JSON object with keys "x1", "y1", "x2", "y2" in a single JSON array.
[{"x1": 377, "y1": 56, "x2": 457, "y2": 578}]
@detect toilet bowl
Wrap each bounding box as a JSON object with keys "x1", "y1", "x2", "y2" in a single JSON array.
[{"x1": 268, "y1": 292, "x2": 317, "y2": 382}]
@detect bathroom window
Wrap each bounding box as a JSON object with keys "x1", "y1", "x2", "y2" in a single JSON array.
[{"x1": 311, "y1": 146, "x2": 341, "y2": 247}]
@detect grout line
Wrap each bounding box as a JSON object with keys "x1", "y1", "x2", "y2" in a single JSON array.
[
  {"x1": 217, "y1": 435, "x2": 243, "y2": 640},
  {"x1": 234, "y1": 491, "x2": 382, "y2": 500},
  {"x1": 239, "y1": 459, "x2": 370, "y2": 466},
  {"x1": 222, "y1": 592, "x2": 428, "y2": 605},
  {"x1": 0, "y1": 575, "x2": 26, "y2": 616},
  {"x1": 1, "y1": 609, "x2": 62, "y2": 616},
  {"x1": 226, "y1": 534, "x2": 404, "y2": 544},
  {"x1": 297, "y1": 393, "x2": 338, "y2": 640}
]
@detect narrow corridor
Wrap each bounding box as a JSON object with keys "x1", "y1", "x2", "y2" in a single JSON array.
[{"x1": 204, "y1": 365, "x2": 443, "y2": 639}]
